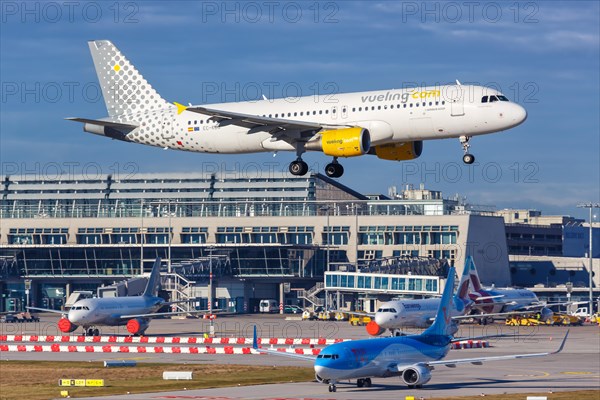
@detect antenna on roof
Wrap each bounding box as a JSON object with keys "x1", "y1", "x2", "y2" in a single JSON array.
[
  {"x1": 456, "y1": 79, "x2": 462, "y2": 86},
  {"x1": 262, "y1": 94, "x2": 268, "y2": 101}
]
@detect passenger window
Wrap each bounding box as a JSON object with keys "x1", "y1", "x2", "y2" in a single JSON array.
[
  {"x1": 294, "y1": 112, "x2": 297, "y2": 116},
  {"x1": 410, "y1": 103, "x2": 413, "y2": 108},
  {"x1": 300, "y1": 112, "x2": 303, "y2": 116},
  {"x1": 403, "y1": 104, "x2": 407, "y2": 108},
  {"x1": 319, "y1": 110, "x2": 323, "y2": 115},
  {"x1": 194, "y1": 120, "x2": 197, "y2": 124},
  {"x1": 378, "y1": 105, "x2": 381, "y2": 110},
  {"x1": 313, "y1": 111, "x2": 317, "y2": 115},
  {"x1": 481, "y1": 96, "x2": 488, "y2": 103}
]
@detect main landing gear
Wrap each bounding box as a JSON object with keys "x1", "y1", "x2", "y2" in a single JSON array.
[
  {"x1": 460, "y1": 135, "x2": 475, "y2": 164},
  {"x1": 288, "y1": 158, "x2": 345, "y2": 178},
  {"x1": 357, "y1": 378, "x2": 372, "y2": 388},
  {"x1": 83, "y1": 328, "x2": 100, "y2": 336},
  {"x1": 328, "y1": 383, "x2": 337, "y2": 392},
  {"x1": 289, "y1": 158, "x2": 309, "y2": 176},
  {"x1": 324, "y1": 158, "x2": 344, "y2": 178}
]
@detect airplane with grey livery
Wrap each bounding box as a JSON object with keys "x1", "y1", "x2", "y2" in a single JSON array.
[
  {"x1": 28, "y1": 258, "x2": 198, "y2": 336},
  {"x1": 254, "y1": 267, "x2": 568, "y2": 392},
  {"x1": 68, "y1": 40, "x2": 527, "y2": 178}
]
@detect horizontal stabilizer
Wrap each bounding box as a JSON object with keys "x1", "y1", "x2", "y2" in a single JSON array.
[{"x1": 66, "y1": 117, "x2": 138, "y2": 130}]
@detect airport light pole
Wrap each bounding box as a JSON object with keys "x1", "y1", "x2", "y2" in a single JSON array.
[
  {"x1": 577, "y1": 203, "x2": 599, "y2": 315},
  {"x1": 207, "y1": 245, "x2": 215, "y2": 336},
  {"x1": 320, "y1": 205, "x2": 331, "y2": 311}
]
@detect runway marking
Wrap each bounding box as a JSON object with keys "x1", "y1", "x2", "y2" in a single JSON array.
[{"x1": 560, "y1": 371, "x2": 594, "y2": 375}]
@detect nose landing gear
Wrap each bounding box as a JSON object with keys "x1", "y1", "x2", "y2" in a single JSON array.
[{"x1": 460, "y1": 136, "x2": 475, "y2": 164}]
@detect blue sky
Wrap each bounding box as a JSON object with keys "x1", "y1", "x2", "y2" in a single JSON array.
[{"x1": 1, "y1": 1, "x2": 598, "y2": 218}]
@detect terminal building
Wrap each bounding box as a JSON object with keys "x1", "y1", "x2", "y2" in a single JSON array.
[{"x1": 0, "y1": 172, "x2": 539, "y2": 313}]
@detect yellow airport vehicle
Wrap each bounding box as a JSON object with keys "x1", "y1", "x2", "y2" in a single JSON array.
[
  {"x1": 334, "y1": 312, "x2": 348, "y2": 321},
  {"x1": 552, "y1": 313, "x2": 583, "y2": 326},
  {"x1": 349, "y1": 314, "x2": 372, "y2": 326},
  {"x1": 505, "y1": 315, "x2": 547, "y2": 326}
]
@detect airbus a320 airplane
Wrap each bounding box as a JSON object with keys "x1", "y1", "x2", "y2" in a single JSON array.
[
  {"x1": 68, "y1": 40, "x2": 527, "y2": 177},
  {"x1": 28, "y1": 258, "x2": 198, "y2": 336}
]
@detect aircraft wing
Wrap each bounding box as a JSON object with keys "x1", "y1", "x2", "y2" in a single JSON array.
[
  {"x1": 176, "y1": 103, "x2": 351, "y2": 137},
  {"x1": 452, "y1": 309, "x2": 536, "y2": 320},
  {"x1": 429, "y1": 331, "x2": 568, "y2": 368},
  {"x1": 120, "y1": 309, "x2": 227, "y2": 319},
  {"x1": 27, "y1": 306, "x2": 66, "y2": 315}
]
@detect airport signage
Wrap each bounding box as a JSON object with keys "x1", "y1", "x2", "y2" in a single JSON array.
[{"x1": 58, "y1": 379, "x2": 104, "y2": 387}]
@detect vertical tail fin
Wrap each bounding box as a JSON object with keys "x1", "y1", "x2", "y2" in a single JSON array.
[
  {"x1": 142, "y1": 258, "x2": 162, "y2": 297},
  {"x1": 465, "y1": 255, "x2": 483, "y2": 292},
  {"x1": 423, "y1": 267, "x2": 456, "y2": 336},
  {"x1": 87, "y1": 40, "x2": 170, "y2": 117},
  {"x1": 456, "y1": 257, "x2": 472, "y2": 302}
]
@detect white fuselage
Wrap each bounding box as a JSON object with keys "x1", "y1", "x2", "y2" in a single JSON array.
[
  {"x1": 375, "y1": 295, "x2": 467, "y2": 330},
  {"x1": 68, "y1": 296, "x2": 163, "y2": 327},
  {"x1": 121, "y1": 85, "x2": 527, "y2": 154}
]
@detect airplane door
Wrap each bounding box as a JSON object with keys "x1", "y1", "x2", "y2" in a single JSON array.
[
  {"x1": 161, "y1": 113, "x2": 174, "y2": 139},
  {"x1": 449, "y1": 86, "x2": 465, "y2": 116},
  {"x1": 341, "y1": 105, "x2": 348, "y2": 119}
]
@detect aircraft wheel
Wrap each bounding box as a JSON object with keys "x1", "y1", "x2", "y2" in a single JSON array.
[
  {"x1": 289, "y1": 160, "x2": 309, "y2": 176},
  {"x1": 365, "y1": 378, "x2": 372, "y2": 387},
  {"x1": 325, "y1": 162, "x2": 344, "y2": 178},
  {"x1": 463, "y1": 153, "x2": 475, "y2": 164},
  {"x1": 328, "y1": 384, "x2": 336, "y2": 392},
  {"x1": 357, "y1": 379, "x2": 364, "y2": 388},
  {"x1": 93, "y1": 328, "x2": 100, "y2": 336},
  {"x1": 87, "y1": 328, "x2": 94, "y2": 336}
]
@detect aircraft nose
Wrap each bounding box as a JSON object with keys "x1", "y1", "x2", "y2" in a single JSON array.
[
  {"x1": 68, "y1": 311, "x2": 82, "y2": 325},
  {"x1": 314, "y1": 365, "x2": 330, "y2": 380},
  {"x1": 512, "y1": 104, "x2": 527, "y2": 126},
  {"x1": 374, "y1": 313, "x2": 388, "y2": 328}
]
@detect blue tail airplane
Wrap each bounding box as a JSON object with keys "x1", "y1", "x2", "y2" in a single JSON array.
[{"x1": 253, "y1": 267, "x2": 568, "y2": 392}]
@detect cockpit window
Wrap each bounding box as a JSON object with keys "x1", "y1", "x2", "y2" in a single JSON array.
[
  {"x1": 497, "y1": 95, "x2": 509, "y2": 101},
  {"x1": 318, "y1": 354, "x2": 338, "y2": 359},
  {"x1": 489, "y1": 96, "x2": 499, "y2": 102},
  {"x1": 481, "y1": 96, "x2": 488, "y2": 103}
]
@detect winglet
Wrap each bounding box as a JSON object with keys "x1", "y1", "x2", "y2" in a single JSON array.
[
  {"x1": 552, "y1": 330, "x2": 569, "y2": 354},
  {"x1": 252, "y1": 325, "x2": 258, "y2": 350},
  {"x1": 174, "y1": 102, "x2": 188, "y2": 115}
]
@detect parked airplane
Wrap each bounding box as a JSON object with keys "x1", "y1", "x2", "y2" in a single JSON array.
[
  {"x1": 68, "y1": 40, "x2": 527, "y2": 178},
  {"x1": 254, "y1": 267, "x2": 568, "y2": 392},
  {"x1": 465, "y1": 256, "x2": 555, "y2": 322},
  {"x1": 365, "y1": 258, "x2": 473, "y2": 336},
  {"x1": 28, "y1": 258, "x2": 195, "y2": 336}
]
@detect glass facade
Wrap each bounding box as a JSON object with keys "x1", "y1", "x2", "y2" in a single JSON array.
[{"x1": 325, "y1": 272, "x2": 439, "y2": 295}]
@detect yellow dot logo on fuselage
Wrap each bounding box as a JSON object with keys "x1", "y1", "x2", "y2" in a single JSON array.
[{"x1": 113, "y1": 64, "x2": 121, "y2": 71}]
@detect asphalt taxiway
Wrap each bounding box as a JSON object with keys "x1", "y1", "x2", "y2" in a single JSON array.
[{"x1": 1, "y1": 314, "x2": 598, "y2": 398}]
